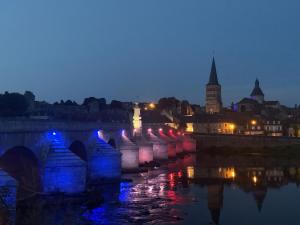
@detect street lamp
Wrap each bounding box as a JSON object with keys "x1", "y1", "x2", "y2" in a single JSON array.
[{"x1": 251, "y1": 120, "x2": 257, "y2": 125}]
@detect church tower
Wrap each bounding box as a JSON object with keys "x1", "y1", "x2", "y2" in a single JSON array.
[
  {"x1": 250, "y1": 79, "x2": 264, "y2": 104},
  {"x1": 205, "y1": 57, "x2": 222, "y2": 114}
]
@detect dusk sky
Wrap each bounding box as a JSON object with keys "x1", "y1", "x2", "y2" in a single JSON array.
[{"x1": 0, "y1": 0, "x2": 299, "y2": 106}]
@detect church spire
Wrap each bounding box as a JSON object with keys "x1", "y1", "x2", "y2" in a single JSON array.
[
  {"x1": 205, "y1": 57, "x2": 222, "y2": 113},
  {"x1": 208, "y1": 57, "x2": 219, "y2": 85}
]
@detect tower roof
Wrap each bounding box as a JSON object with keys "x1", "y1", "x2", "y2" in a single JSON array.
[
  {"x1": 250, "y1": 79, "x2": 264, "y2": 97},
  {"x1": 207, "y1": 57, "x2": 219, "y2": 85},
  {"x1": 253, "y1": 188, "x2": 267, "y2": 213}
]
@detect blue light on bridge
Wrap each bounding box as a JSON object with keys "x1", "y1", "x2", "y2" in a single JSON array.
[
  {"x1": 97, "y1": 130, "x2": 104, "y2": 139},
  {"x1": 121, "y1": 129, "x2": 126, "y2": 137},
  {"x1": 47, "y1": 131, "x2": 60, "y2": 140},
  {"x1": 44, "y1": 130, "x2": 86, "y2": 194}
]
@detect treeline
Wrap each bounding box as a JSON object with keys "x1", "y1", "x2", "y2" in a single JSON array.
[
  {"x1": 0, "y1": 90, "x2": 129, "y2": 118},
  {"x1": 0, "y1": 92, "x2": 29, "y2": 116}
]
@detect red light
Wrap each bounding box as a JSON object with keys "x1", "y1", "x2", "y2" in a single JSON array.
[
  {"x1": 169, "y1": 173, "x2": 175, "y2": 189},
  {"x1": 147, "y1": 128, "x2": 152, "y2": 133},
  {"x1": 169, "y1": 129, "x2": 173, "y2": 134},
  {"x1": 159, "y1": 128, "x2": 163, "y2": 132},
  {"x1": 178, "y1": 171, "x2": 182, "y2": 178},
  {"x1": 169, "y1": 173, "x2": 175, "y2": 180}
]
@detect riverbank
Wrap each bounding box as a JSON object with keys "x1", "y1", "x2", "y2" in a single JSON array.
[
  {"x1": 200, "y1": 144, "x2": 300, "y2": 158},
  {"x1": 193, "y1": 133, "x2": 300, "y2": 152}
]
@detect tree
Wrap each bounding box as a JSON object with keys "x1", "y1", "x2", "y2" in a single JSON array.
[
  {"x1": 24, "y1": 91, "x2": 35, "y2": 102},
  {"x1": 65, "y1": 100, "x2": 74, "y2": 106},
  {"x1": 0, "y1": 92, "x2": 29, "y2": 116},
  {"x1": 110, "y1": 100, "x2": 123, "y2": 109},
  {"x1": 158, "y1": 97, "x2": 180, "y2": 111},
  {"x1": 82, "y1": 97, "x2": 98, "y2": 106}
]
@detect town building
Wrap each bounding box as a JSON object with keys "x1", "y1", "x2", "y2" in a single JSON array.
[
  {"x1": 244, "y1": 118, "x2": 265, "y2": 136},
  {"x1": 264, "y1": 119, "x2": 283, "y2": 136},
  {"x1": 141, "y1": 109, "x2": 176, "y2": 131},
  {"x1": 183, "y1": 114, "x2": 240, "y2": 134},
  {"x1": 237, "y1": 79, "x2": 282, "y2": 115},
  {"x1": 288, "y1": 122, "x2": 300, "y2": 137}
]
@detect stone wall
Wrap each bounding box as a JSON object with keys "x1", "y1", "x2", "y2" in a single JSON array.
[{"x1": 193, "y1": 134, "x2": 300, "y2": 150}]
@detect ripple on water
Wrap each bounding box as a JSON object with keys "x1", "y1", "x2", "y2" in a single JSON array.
[{"x1": 82, "y1": 168, "x2": 190, "y2": 225}]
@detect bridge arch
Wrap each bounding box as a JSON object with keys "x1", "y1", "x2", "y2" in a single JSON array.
[
  {"x1": 0, "y1": 146, "x2": 42, "y2": 192},
  {"x1": 69, "y1": 140, "x2": 87, "y2": 161},
  {"x1": 108, "y1": 138, "x2": 117, "y2": 148}
]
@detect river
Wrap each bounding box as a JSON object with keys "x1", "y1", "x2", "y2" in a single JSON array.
[{"x1": 7, "y1": 153, "x2": 300, "y2": 225}]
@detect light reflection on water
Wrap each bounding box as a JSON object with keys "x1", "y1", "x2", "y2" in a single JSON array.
[{"x1": 5, "y1": 153, "x2": 300, "y2": 225}]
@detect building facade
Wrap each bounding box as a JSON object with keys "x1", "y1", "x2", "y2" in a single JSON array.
[{"x1": 264, "y1": 120, "x2": 283, "y2": 136}]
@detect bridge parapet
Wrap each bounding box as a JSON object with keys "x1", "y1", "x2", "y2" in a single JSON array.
[{"x1": 0, "y1": 119, "x2": 130, "y2": 133}]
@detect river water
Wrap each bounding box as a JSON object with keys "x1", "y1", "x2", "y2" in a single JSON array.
[{"x1": 9, "y1": 153, "x2": 300, "y2": 225}]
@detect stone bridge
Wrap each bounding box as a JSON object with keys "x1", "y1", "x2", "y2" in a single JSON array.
[
  {"x1": 0, "y1": 120, "x2": 130, "y2": 197},
  {"x1": 0, "y1": 119, "x2": 196, "y2": 214},
  {"x1": 0, "y1": 120, "x2": 130, "y2": 159}
]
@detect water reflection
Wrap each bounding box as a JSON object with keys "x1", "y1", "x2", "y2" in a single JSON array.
[{"x1": 4, "y1": 153, "x2": 300, "y2": 224}]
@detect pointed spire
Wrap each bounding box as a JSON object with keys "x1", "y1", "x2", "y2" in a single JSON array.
[
  {"x1": 255, "y1": 78, "x2": 259, "y2": 88},
  {"x1": 208, "y1": 57, "x2": 219, "y2": 85},
  {"x1": 253, "y1": 188, "x2": 267, "y2": 213},
  {"x1": 210, "y1": 208, "x2": 221, "y2": 225}
]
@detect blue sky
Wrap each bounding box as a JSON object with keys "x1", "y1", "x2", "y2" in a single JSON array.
[{"x1": 0, "y1": 0, "x2": 299, "y2": 106}]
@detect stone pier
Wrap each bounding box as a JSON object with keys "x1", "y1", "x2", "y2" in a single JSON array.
[
  {"x1": 182, "y1": 135, "x2": 197, "y2": 153},
  {"x1": 134, "y1": 137, "x2": 154, "y2": 165},
  {"x1": 43, "y1": 137, "x2": 87, "y2": 194},
  {"x1": 88, "y1": 138, "x2": 121, "y2": 183},
  {"x1": 119, "y1": 137, "x2": 139, "y2": 172},
  {"x1": 147, "y1": 134, "x2": 168, "y2": 161},
  {"x1": 158, "y1": 133, "x2": 176, "y2": 158},
  {"x1": 169, "y1": 135, "x2": 183, "y2": 155}
]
